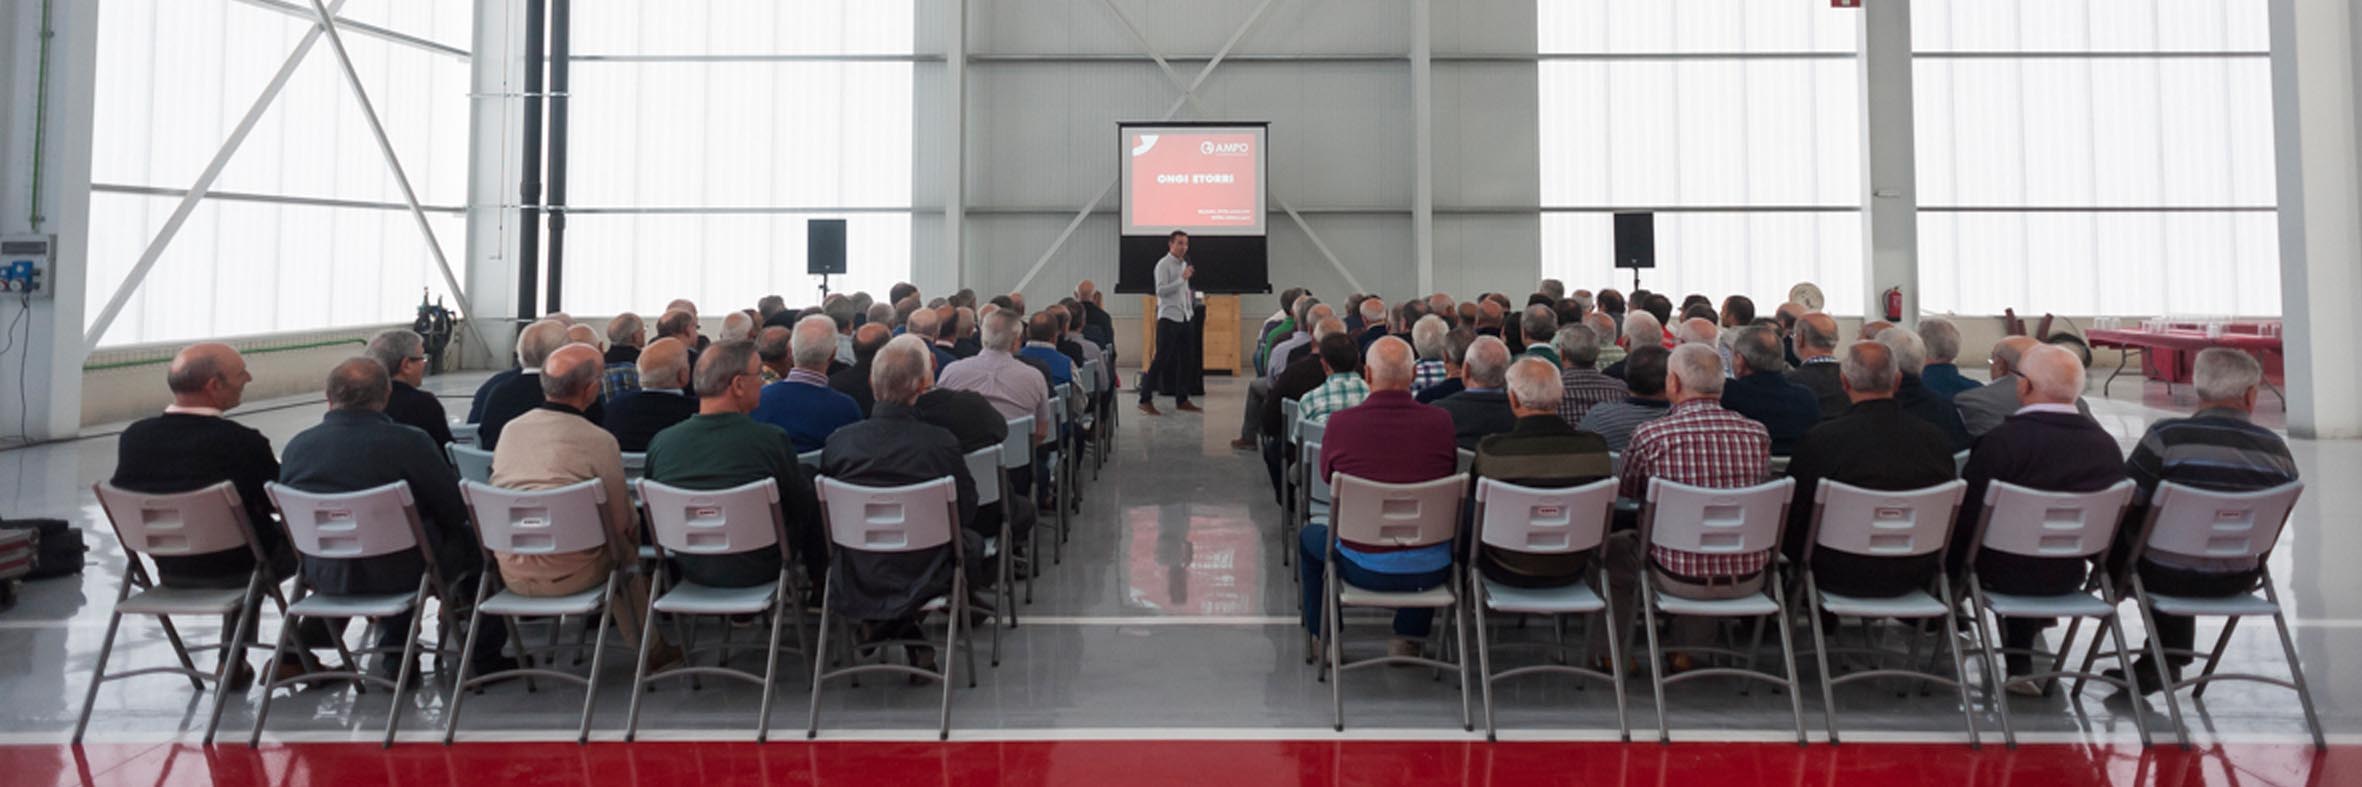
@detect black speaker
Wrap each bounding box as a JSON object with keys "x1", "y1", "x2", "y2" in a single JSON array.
[
  {"x1": 806, "y1": 219, "x2": 847, "y2": 275},
  {"x1": 1613, "y1": 212, "x2": 1656, "y2": 270}
]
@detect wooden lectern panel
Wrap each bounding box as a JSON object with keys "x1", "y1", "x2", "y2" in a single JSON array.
[{"x1": 1140, "y1": 295, "x2": 1244, "y2": 376}]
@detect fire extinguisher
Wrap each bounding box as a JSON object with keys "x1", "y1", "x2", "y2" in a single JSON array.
[{"x1": 1883, "y1": 287, "x2": 1904, "y2": 322}]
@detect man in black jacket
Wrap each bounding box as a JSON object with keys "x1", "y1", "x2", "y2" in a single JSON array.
[
  {"x1": 478, "y1": 320, "x2": 605, "y2": 450},
  {"x1": 1718, "y1": 325, "x2": 1821, "y2": 455},
  {"x1": 1785, "y1": 312, "x2": 1847, "y2": 420},
  {"x1": 1432, "y1": 336, "x2": 1518, "y2": 450},
  {"x1": 1074, "y1": 280, "x2": 1115, "y2": 350},
  {"x1": 604, "y1": 338, "x2": 699, "y2": 452},
  {"x1": 1877, "y1": 327, "x2": 1973, "y2": 451},
  {"x1": 367, "y1": 329, "x2": 454, "y2": 447},
  {"x1": 830, "y1": 323, "x2": 891, "y2": 416},
  {"x1": 1781, "y1": 342, "x2": 1957, "y2": 597},
  {"x1": 279, "y1": 357, "x2": 509, "y2": 675}
]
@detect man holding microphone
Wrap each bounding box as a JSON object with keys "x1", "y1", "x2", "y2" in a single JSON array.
[{"x1": 1138, "y1": 230, "x2": 1200, "y2": 415}]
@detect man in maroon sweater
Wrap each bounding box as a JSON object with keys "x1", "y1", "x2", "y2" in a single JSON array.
[{"x1": 1297, "y1": 337, "x2": 1461, "y2": 658}]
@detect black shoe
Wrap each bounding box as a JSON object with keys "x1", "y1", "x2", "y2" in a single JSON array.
[
  {"x1": 2102, "y1": 658, "x2": 2178, "y2": 694},
  {"x1": 370, "y1": 654, "x2": 418, "y2": 681}
]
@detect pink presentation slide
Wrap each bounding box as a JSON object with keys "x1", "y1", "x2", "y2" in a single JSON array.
[{"x1": 1128, "y1": 132, "x2": 1260, "y2": 229}]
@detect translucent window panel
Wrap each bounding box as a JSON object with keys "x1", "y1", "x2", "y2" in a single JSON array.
[
  {"x1": 560, "y1": 212, "x2": 913, "y2": 318},
  {"x1": 91, "y1": 0, "x2": 471, "y2": 206},
  {"x1": 570, "y1": 1, "x2": 915, "y2": 57},
  {"x1": 1541, "y1": 60, "x2": 1860, "y2": 209},
  {"x1": 1540, "y1": 212, "x2": 1866, "y2": 316},
  {"x1": 1917, "y1": 211, "x2": 2280, "y2": 317},
  {"x1": 568, "y1": 62, "x2": 914, "y2": 210},
  {"x1": 1912, "y1": 0, "x2": 2270, "y2": 53},
  {"x1": 1914, "y1": 58, "x2": 2276, "y2": 208},
  {"x1": 331, "y1": 0, "x2": 475, "y2": 49},
  {"x1": 1540, "y1": 0, "x2": 1860, "y2": 54},
  {"x1": 84, "y1": 193, "x2": 461, "y2": 347}
]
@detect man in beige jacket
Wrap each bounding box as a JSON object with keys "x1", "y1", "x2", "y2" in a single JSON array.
[{"x1": 491, "y1": 342, "x2": 674, "y2": 663}]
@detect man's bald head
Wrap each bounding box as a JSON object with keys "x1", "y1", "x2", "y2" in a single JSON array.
[
  {"x1": 1990, "y1": 335, "x2": 2042, "y2": 376},
  {"x1": 1463, "y1": 336, "x2": 1511, "y2": 389},
  {"x1": 2017, "y1": 344, "x2": 2086, "y2": 405},
  {"x1": 1677, "y1": 317, "x2": 1720, "y2": 346},
  {"x1": 565, "y1": 323, "x2": 601, "y2": 349},
  {"x1": 1075, "y1": 280, "x2": 1098, "y2": 301},
  {"x1": 540, "y1": 343, "x2": 604, "y2": 407},
  {"x1": 325, "y1": 357, "x2": 391, "y2": 412},
  {"x1": 1365, "y1": 336, "x2": 1416, "y2": 391},
  {"x1": 637, "y1": 337, "x2": 691, "y2": 389},
  {"x1": 1796, "y1": 312, "x2": 1841, "y2": 355},
  {"x1": 1312, "y1": 317, "x2": 1347, "y2": 341},
  {"x1": 852, "y1": 323, "x2": 891, "y2": 364},
  {"x1": 516, "y1": 319, "x2": 570, "y2": 368},
  {"x1": 1859, "y1": 320, "x2": 1893, "y2": 343},
  {"x1": 167, "y1": 343, "x2": 252, "y2": 410},
  {"x1": 906, "y1": 306, "x2": 942, "y2": 339}
]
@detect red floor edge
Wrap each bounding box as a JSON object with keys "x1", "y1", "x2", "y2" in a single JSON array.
[{"x1": 2, "y1": 740, "x2": 2350, "y2": 787}]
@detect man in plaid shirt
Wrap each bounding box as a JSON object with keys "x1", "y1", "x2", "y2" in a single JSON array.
[
  {"x1": 1553, "y1": 322, "x2": 1628, "y2": 426},
  {"x1": 1297, "y1": 333, "x2": 1371, "y2": 424},
  {"x1": 1410, "y1": 314, "x2": 1451, "y2": 396},
  {"x1": 1621, "y1": 343, "x2": 1773, "y2": 585}
]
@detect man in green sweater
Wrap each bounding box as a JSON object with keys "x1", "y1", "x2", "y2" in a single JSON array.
[{"x1": 645, "y1": 340, "x2": 826, "y2": 590}]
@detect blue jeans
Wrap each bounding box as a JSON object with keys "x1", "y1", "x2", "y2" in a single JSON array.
[{"x1": 1299, "y1": 524, "x2": 1449, "y2": 638}]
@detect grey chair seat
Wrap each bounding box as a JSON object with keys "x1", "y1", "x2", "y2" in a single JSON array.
[
  {"x1": 1818, "y1": 588, "x2": 1948, "y2": 619},
  {"x1": 118, "y1": 586, "x2": 250, "y2": 616},
  {"x1": 2148, "y1": 591, "x2": 2279, "y2": 617},
  {"x1": 652, "y1": 581, "x2": 777, "y2": 616},
  {"x1": 289, "y1": 591, "x2": 418, "y2": 619},
  {"x1": 480, "y1": 587, "x2": 604, "y2": 617},
  {"x1": 1980, "y1": 590, "x2": 2113, "y2": 618},
  {"x1": 1481, "y1": 577, "x2": 1606, "y2": 614},
  {"x1": 1654, "y1": 590, "x2": 1779, "y2": 618},
  {"x1": 1339, "y1": 583, "x2": 1456, "y2": 608}
]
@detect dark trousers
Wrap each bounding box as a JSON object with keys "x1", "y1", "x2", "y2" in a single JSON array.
[
  {"x1": 1974, "y1": 553, "x2": 2086, "y2": 671},
  {"x1": 2137, "y1": 560, "x2": 2264, "y2": 664},
  {"x1": 1138, "y1": 318, "x2": 1192, "y2": 405}
]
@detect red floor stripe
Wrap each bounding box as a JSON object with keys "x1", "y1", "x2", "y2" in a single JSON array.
[{"x1": 2, "y1": 740, "x2": 2352, "y2": 787}]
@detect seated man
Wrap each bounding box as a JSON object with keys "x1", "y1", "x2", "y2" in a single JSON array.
[
  {"x1": 1718, "y1": 325, "x2": 1821, "y2": 455},
  {"x1": 1261, "y1": 317, "x2": 1350, "y2": 499},
  {"x1": 646, "y1": 341, "x2": 827, "y2": 591},
  {"x1": 1617, "y1": 344, "x2": 1773, "y2": 669},
  {"x1": 1017, "y1": 311, "x2": 1075, "y2": 387},
  {"x1": 1519, "y1": 305, "x2": 1561, "y2": 366},
  {"x1": 1784, "y1": 313, "x2": 1848, "y2": 420},
  {"x1": 280, "y1": 358, "x2": 509, "y2": 676},
  {"x1": 1554, "y1": 322, "x2": 1628, "y2": 426},
  {"x1": 1472, "y1": 357, "x2": 1613, "y2": 589},
  {"x1": 1410, "y1": 314, "x2": 1451, "y2": 396},
  {"x1": 1780, "y1": 341, "x2": 1957, "y2": 597},
  {"x1": 1577, "y1": 345, "x2": 1674, "y2": 453},
  {"x1": 1296, "y1": 333, "x2": 1371, "y2": 424},
  {"x1": 1956, "y1": 336, "x2": 2095, "y2": 437},
  {"x1": 751, "y1": 316, "x2": 864, "y2": 454},
  {"x1": 1915, "y1": 318, "x2": 1979, "y2": 399},
  {"x1": 905, "y1": 307, "x2": 960, "y2": 378},
  {"x1": 1267, "y1": 301, "x2": 1332, "y2": 386},
  {"x1": 110, "y1": 343, "x2": 299, "y2": 685},
  {"x1": 830, "y1": 323, "x2": 892, "y2": 416},
  {"x1": 367, "y1": 329, "x2": 454, "y2": 447},
  {"x1": 1433, "y1": 336, "x2": 1518, "y2": 450},
  {"x1": 1600, "y1": 312, "x2": 1663, "y2": 381},
  {"x1": 603, "y1": 338, "x2": 698, "y2": 453},
  {"x1": 489, "y1": 344, "x2": 672, "y2": 664},
  {"x1": 1950, "y1": 344, "x2": 2124, "y2": 690},
  {"x1": 1876, "y1": 327, "x2": 1973, "y2": 451},
  {"x1": 913, "y1": 375, "x2": 1033, "y2": 541},
  {"x1": 819, "y1": 336, "x2": 984, "y2": 662},
  {"x1": 2107, "y1": 348, "x2": 2298, "y2": 693},
  {"x1": 478, "y1": 320, "x2": 604, "y2": 450},
  {"x1": 1297, "y1": 338, "x2": 1458, "y2": 658},
  {"x1": 1414, "y1": 327, "x2": 1476, "y2": 405}
]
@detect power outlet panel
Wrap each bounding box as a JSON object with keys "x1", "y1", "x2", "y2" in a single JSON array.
[{"x1": 0, "y1": 236, "x2": 54, "y2": 300}]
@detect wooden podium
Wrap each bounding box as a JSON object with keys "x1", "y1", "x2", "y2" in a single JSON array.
[{"x1": 1141, "y1": 294, "x2": 1243, "y2": 376}]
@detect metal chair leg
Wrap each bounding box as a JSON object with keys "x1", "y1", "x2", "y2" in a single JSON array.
[
  {"x1": 1640, "y1": 577, "x2": 1669, "y2": 744},
  {"x1": 2133, "y1": 595, "x2": 2192, "y2": 750},
  {"x1": 1805, "y1": 577, "x2": 1842, "y2": 743},
  {"x1": 1473, "y1": 585, "x2": 1498, "y2": 741},
  {"x1": 154, "y1": 614, "x2": 206, "y2": 691},
  {"x1": 383, "y1": 586, "x2": 431, "y2": 748},
  {"x1": 755, "y1": 588, "x2": 789, "y2": 743},
  {"x1": 72, "y1": 601, "x2": 128, "y2": 745},
  {"x1": 939, "y1": 574, "x2": 963, "y2": 741},
  {"x1": 2192, "y1": 617, "x2": 2240, "y2": 699},
  {"x1": 1767, "y1": 576, "x2": 1807, "y2": 746},
  {"x1": 575, "y1": 578, "x2": 618, "y2": 745},
  {"x1": 805, "y1": 581, "x2": 836, "y2": 740},
  {"x1": 1967, "y1": 582, "x2": 2015, "y2": 748},
  {"x1": 622, "y1": 577, "x2": 665, "y2": 742},
  {"x1": 2267, "y1": 602, "x2": 2327, "y2": 749},
  {"x1": 1600, "y1": 577, "x2": 1630, "y2": 742},
  {"x1": 2098, "y1": 607, "x2": 2155, "y2": 748}
]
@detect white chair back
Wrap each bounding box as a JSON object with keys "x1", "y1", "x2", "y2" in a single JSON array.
[
  {"x1": 1281, "y1": 398, "x2": 1301, "y2": 443},
  {"x1": 1002, "y1": 416, "x2": 1035, "y2": 468},
  {"x1": 93, "y1": 481, "x2": 256, "y2": 559},
  {"x1": 1642, "y1": 478, "x2": 1796, "y2": 557},
  {"x1": 1473, "y1": 477, "x2": 1618, "y2": 556},
  {"x1": 447, "y1": 442, "x2": 495, "y2": 485},
  {"x1": 1304, "y1": 441, "x2": 1332, "y2": 503},
  {"x1": 621, "y1": 452, "x2": 648, "y2": 481},
  {"x1": 459, "y1": 479, "x2": 611, "y2": 555},
  {"x1": 1974, "y1": 480, "x2": 2137, "y2": 560},
  {"x1": 965, "y1": 446, "x2": 1002, "y2": 506},
  {"x1": 635, "y1": 478, "x2": 784, "y2": 555},
  {"x1": 1810, "y1": 480, "x2": 1967, "y2": 560},
  {"x1": 266, "y1": 481, "x2": 426, "y2": 561},
  {"x1": 1952, "y1": 450, "x2": 1971, "y2": 475},
  {"x1": 450, "y1": 421, "x2": 479, "y2": 446},
  {"x1": 2138, "y1": 481, "x2": 2302, "y2": 563},
  {"x1": 1330, "y1": 473, "x2": 1468, "y2": 549},
  {"x1": 814, "y1": 476, "x2": 959, "y2": 554}
]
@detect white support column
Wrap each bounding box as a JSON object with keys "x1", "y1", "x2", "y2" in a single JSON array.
[
  {"x1": 939, "y1": 0, "x2": 965, "y2": 295},
  {"x1": 463, "y1": 0, "x2": 523, "y2": 369},
  {"x1": 1857, "y1": 0, "x2": 1917, "y2": 326},
  {"x1": 1411, "y1": 0, "x2": 1434, "y2": 297},
  {"x1": 0, "y1": 0, "x2": 96, "y2": 440},
  {"x1": 2269, "y1": 0, "x2": 2362, "y2": 438}
]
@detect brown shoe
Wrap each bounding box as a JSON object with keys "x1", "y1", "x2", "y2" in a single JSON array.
[
  {"x1": 1175, "y1": 401, "x2": 1203, "y2": 413},
  {"x1": 1138, "y1": 402, "x2": 1163, "y2": 416},
  {"x1": 1228, "y1": 438, "x2": 1255, "y2": 451}
]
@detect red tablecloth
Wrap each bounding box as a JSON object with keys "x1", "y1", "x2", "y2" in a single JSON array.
[{"x1": 2085, "y1": 329, "x2": 2284, "y2": 385}]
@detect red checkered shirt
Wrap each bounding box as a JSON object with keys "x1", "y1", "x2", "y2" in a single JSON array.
[{"x1": 1619, "y1": 398, "x2": 1774, "y2": 578}]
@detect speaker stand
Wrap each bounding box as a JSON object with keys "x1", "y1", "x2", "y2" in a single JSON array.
[{"x1": 816, "y1": 273, "x2": 833, "y2": 302}]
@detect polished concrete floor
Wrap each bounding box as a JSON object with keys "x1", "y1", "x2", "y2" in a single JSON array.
[{"x1": 0, "y1": 370, "x2": 2356, "y2": 747}]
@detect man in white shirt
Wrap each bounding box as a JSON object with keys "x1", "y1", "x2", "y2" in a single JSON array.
[{"x1": 1137, "y1": 230, "x2": 1200, "y2": 415}]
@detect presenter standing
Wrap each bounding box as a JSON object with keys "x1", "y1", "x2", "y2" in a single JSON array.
[{"x1": 1139, "y1": 230, "x2": 1200, "y2": 415}]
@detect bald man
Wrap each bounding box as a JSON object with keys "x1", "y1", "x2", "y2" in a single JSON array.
[
  {"x1": 1073, "y1": 280, "x2": 1115, "y2": 348},
  {"x1": 603, "y1": 337, "x2": 699, "y2": 452},
  {"x1": 1955, "y1": 335, "x2": 2095, "y2": 437},
  {"x1": 831, "y1": 322, "x2": 894, "y2": 416},
  {"x1": 1952, "y1": 343, "x2": 2125, "y2": 689},
  {"x1": 476, "y1": 320, "x2": 605, "y2": 450},
  {"x1": 1785, "y1": 312, "x2": 1849, "y2": 419}
]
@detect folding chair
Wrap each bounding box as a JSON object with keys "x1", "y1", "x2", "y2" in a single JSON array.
[
  {"x1": 1800, "y1": 479, "x2": 1977, "y2": 746},
  {"x1": 1768, "y1": 455, "x2": 1792, "y2": 477},
  {"x1": 1467, "y1": 478, "x2": 1627, "y2": 741},
  {"x1": 965, "y1": 446, "x2": 1012, "y2": 664},
  {"x1": 1292, "y1": 423, "x2": 1332, "y2": 600},
  {"x1": 806, "y1": 476, "x2": 970, "y2": 740},
  {"x1": 1320, "y1": 472, "x2": 1474, "y2": 732},
  {"x1": 1003, "y1": 415, "x2": 1039, "y2": 599},
  {"x1": 1277, "y1": 398, "x2": 1301, "y2": 568},
  {"x1": 1455, "y1": 448, "x2": 1475, "y2": 477},
  {"x1": 624, "y1": 478, "x2": 805, "y2": 742},
  {"x1": 1074, "y1": 363, "x2": 1103, "y2": 480},
  {"x1": 448, "y1": 442, "x2": 495, "y2": 485},
  {"x1": 1636, "y1": 477, "x2": 1806, "y2": 745},
  {"x1": 445, "y1": 479, "x2": 625, "y2": 744},
  {"x1": 1962, "y1": 479, "x2": 2146, "y2": 748},
  {"x1": 450, "y1": 421, "x2": 479, "y2": 446},
  {"x1": 253, "y1": 481, "x2": 453, "y2": 748},
  {"x1": 82, "y1": 482, "x2": 290, "y2": 745},
  {"x1": 621, "y1": 452, "x2": 648, "y2": 482},
  {"x1": 2073, "y1": 480, "x2": 2318, "y2": 749},
  {"x1": 1039, "y1": 397, "x2": 1071, "y2": 565},
  {"x1": 1952, "y1": 450, "x2": 1970, "y2": 476}
]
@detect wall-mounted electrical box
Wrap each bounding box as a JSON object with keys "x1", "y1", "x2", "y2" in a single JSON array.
[{"x1": 0, "y1": 236, "x2": 54, "y2": 300}]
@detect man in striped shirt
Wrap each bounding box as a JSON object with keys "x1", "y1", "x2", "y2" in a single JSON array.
[
  {"x1": 1554, "y1": 322, "x2": 1629, "y2": 427},
  {"x1": 2108, "y1": 348, "x2": 2299, "y2": 693},
  {"x1": 1578, "y1": 345, "x2": 1673, "y2": 452},
  {"x1": 1297, "y1": 334, "x2": 1371, "y2": 424}
]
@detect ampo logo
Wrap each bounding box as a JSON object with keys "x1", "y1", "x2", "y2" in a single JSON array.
[{"x1": 1201, "y1": 140, "x2": 1252, "y2": 155}]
